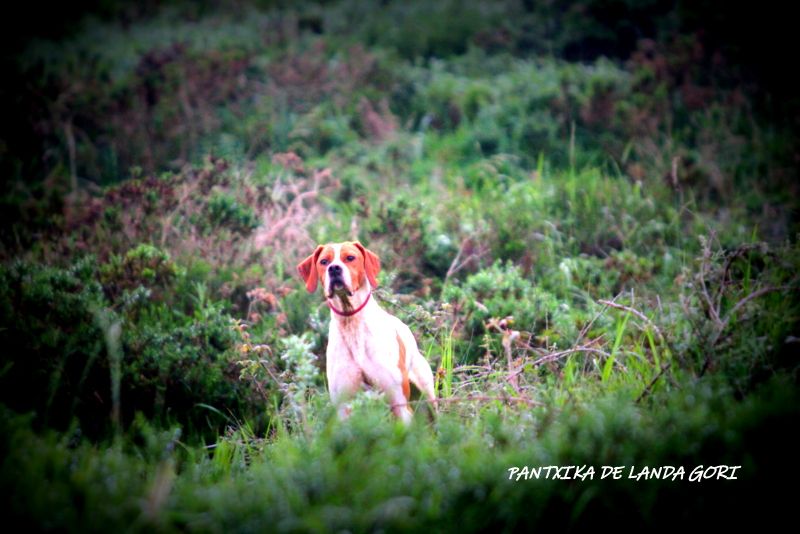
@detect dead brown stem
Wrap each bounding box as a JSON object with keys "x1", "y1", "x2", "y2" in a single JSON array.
[{"x1": 597, "y1": 299, "x2": 665, "y2": 341}]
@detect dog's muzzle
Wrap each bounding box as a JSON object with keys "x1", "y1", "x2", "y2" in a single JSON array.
[{"x1": 327, "y1": 264, "x2": 352, "y2": 297}]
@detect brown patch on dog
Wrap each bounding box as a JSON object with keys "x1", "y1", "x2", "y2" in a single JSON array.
[
  {"x1": 353, "y1": 242, "x2": 380, "y2": 289},
  {"x1": 340, "y1": 242, "x2": 366, "y2": 291},
  {"x1": 397, "y1": 334, "x2": 410, "y2": 401},
  {"x1": 297, "y1": 245, "x2": 325, "y2": 293}
]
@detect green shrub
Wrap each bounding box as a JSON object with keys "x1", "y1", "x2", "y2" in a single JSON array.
[
  {"x1": 558, "y1": 250, "x2": 656, "y2": 296},
  {"x1": 0, "y1": 257, "x2": 265, "y2": 441},
  {"x1": 122, "y1": 304, "x2": 259, "y2": 440},
  {"x1": 673, "y1": 238, "x2": 800, "y2": 391},
  {"x1": 0, "y1": 257, "x2": 108, "y2": 435},
  {"x1": 204, "y1": 192, "x2": 260, "y2": 235},
  {"x1": 399, "y1": 54, "x2": 630, "y2": 168},
  {"x1": 100, "y1": 244, "x2": 180, "y2": 303},
  {"x1": 288, "y1": 103, "x2": 360, "y2": 157},
  {"x1": 443, "y1": 261, "x2": 579, "y2": 361},
  {"x1": 364, "y1": 194, "x2": 458, "y2": 289}
]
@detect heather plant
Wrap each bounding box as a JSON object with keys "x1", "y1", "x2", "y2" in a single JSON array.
[{"x1": 99, "y1": 243, "x2": 180, "y2": 303}]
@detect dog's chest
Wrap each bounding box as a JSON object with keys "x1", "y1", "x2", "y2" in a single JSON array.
[
  {"x1": 329, "y1": 318, "x2": 373, "y2": 364},
  {"x1": 326, "y1": 310, "x2": 394, "y2": 372}
]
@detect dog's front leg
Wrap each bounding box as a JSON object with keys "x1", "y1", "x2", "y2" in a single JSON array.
[
  {"x1": 361, "y1": 356, "x2": 413, "y2": 425},
  {"x1": 387, "y1": 384, "x2": 413, "y2": 425},
  {"x1": 327, "y1": 352, "x2": 363, "y2": 420}
]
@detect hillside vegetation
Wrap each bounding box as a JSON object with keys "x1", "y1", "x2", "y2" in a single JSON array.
[{"x1": 1, "y1": 1, "x2": 798, "y2": 530}]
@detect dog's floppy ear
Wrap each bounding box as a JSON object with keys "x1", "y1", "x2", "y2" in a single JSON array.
[
  {"x1": 297, "y1": 245, "x2": 324, "y2": 293},
  {"x1": 353, "y1": 241, "x2": 381, "y2": 289}
]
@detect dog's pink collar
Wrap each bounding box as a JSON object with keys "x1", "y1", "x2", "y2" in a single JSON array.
[{"x1": 327, "y1": 291, "x2": 371, "y2": 317}]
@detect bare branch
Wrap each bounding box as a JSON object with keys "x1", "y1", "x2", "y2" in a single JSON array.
[
  {"x1": 575, "y1": 293, "x2": 619, "y2": 344},
  {"x1": 697, "y1": 248, "x2": 723, "y2": 327},
  {"x1": 530, "y1": 346, "x2": 612, "y2": 367},
  {"x1": 724, "y1": 285, "x2": 789, "y2": 323},
  {"x1": 444, "y1": 237, "x2": 490, "y2": 285},
  {"x1": 635, "y1": 362, "x2": 672, "y2": 404},
  {"x1": 597, "y1": 299, "x2": 664, "y2": 340},
  {"x1": 412, "y1": 395, "x2": 543, "y2": 407},
  {"x1": 711, "y1": 285, "x2": 795, "y2": 344},
  {"x1": 714, "y1": 245, "x2": 757, "y2": 311}
]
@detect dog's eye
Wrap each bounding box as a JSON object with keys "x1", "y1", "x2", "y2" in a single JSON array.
[
  {"x1": 320, "y1": 259, "x2": 329, "y2": 266},
  {"x1": 345, "y1": 255, "x2": 356, "y2": 262}
]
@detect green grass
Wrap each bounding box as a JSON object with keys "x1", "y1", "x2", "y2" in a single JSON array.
[
  {"x1": 435, "y1": 330, "x2": 455, "y2": 398},
  {"x1": 3, "y1": 375, "x2": 797, "y2": 530}
]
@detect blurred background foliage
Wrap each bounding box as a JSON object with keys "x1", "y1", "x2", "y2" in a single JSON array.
[{"x1": 1, "y1": 0, "x2": 798, "y2": 530}]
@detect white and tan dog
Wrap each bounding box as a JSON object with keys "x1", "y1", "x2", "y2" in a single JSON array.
[{"x1": 297, "y1": 241, "x2": 436, "y2": 423}]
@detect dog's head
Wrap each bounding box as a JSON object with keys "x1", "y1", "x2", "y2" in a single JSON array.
[{"x1": 297, "y1": 241, "x2": 381, "y2": 298}]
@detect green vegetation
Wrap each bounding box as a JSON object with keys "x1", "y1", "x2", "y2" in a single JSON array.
[{"x1": 1, "y1": 0, "x2": 798, "y2": 530}]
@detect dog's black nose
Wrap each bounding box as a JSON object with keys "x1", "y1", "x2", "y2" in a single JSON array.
[{"x1": 328, "y1": 264, "x2": 342, "y2": 276}]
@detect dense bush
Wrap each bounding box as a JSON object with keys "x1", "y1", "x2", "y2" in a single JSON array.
[
  {"x1": 0, "y1": 256, "x2": 266, "y2": 440},
  {"x1": 0, "y1": 257, "x2": 108, "y2": 434},
  {"x1": 444, "y1": 261, "x2": 580, "y2": 360}
]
